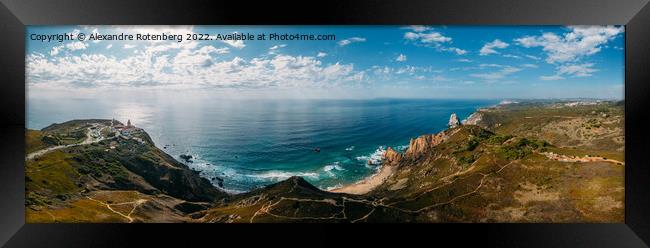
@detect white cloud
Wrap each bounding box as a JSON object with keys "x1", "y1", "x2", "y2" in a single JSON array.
[
  {"x1": 479, "y1": 39, "x2": 509, "y2": 56},
  {"x1": 456, "y1": 58, "x2": 472, "y2": 63},
  {"x1": 445, "y1": 47, "x2": 467, "y2": 55},
  {"x1": 403, "y1": 30, "x2": 466, "y2": 55},
  {"x1": 66, "y1": 41, "x2": 88, "y2": 51},
  {"x1": 269, "y1": 44, "x2": 287, "y2": 50},
  {"x1": 50, "y1": 46, "x2": 63, "y2": 56},
  {"x1": 49, "y1": 41, "x2": 87, "y2": 56},
  {"x1": 338, "y1": 37, "x2": 366, "y2": 46},
  {"x1": 470, "y1": 66, "x2": 522, "y2": 81},
  {"x1": 479, "y1": 63, "x2": 504, "y2": 68},
  {"x1": 371, "y1": 65, "x2": 392, "y2": 75},
  {"x1": 26, "y1": 49, "x2": 365, "y2": 90},
  {"x1": 394, "y1": 65, "x2": 433, "y2": 75},
  {"x1": 68, "y1": 29, "x2": 81, "y2": 40},
  {"x1": 396, "y1": 54, "x2": 407, "y2": 62},
  {"x1": 557, "y1": 63, "x2": 598, "y2": 77},
  {"x1": 525, "y1": 55, "x2": 541, "y2": 60},
  {"x1": 317, "y1": 52, "x2": 327, "y2": 57},
  {"x1": 515, "y1": 25, "x2": 623, "y2": 64},
  {"x1": 539, "y1": 63, "x2": 598, "y2": 80},
  {"x1": 222, "y1": 39, "x2": 246, "y2": 49},
  {"x1": 502, "y1": 54, "x2": 521, "y2": 59},
  {"x1": 521, "y1": 63, "x2": 538, "y2": 68},
  {"x1": 106, "y1": 44, "x2": 113, "y2": 49},
  {"x1": 540, "y1": 75, "x2": 564, "y2": 81},
  {"x1": 267, "y1": 44, "x2": 287, "y2": 55},
  {"x1": 403, "y1": 25, "x2": 432, "y2": 32},
  {"x1": 123, "y1": 44, "x2": 136, "y2": 49},
  {"x1": 431, "y1": 75, "x2": 450, "y2": 82},
  {"x1": 404, "y1": 31, "x2": 451, "y2": 43}
]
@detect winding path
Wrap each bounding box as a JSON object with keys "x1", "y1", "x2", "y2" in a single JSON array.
[
  {"x1": 85, "y1": 196, "x2": 147, "y2": 223},
  {"x1": 243, "y1": 159, "x2": 515, "y2": 223},
  {"x1": 26, "y1": 124, "x2": 108, "y2": 161}
]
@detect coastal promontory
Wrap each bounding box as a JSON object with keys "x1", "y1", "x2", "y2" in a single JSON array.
[{"x1": 26, "y1": 100, "x2": 624, "y2": 223}]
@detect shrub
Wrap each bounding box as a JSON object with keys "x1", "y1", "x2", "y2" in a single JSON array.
[
  {"x1": 497, "y1": 138, "x2": 550, "y2": 160},
  {"x1": 458, "y1": 155, "x2": 476, "y2": 165},
  {"x1": 466, "y1": 137, "x2": 480, "y2": 151},
  {"x1": 41, "y1": 135, "x2": 61, "y2": 145},
  {"x1": 487, "y1": 135, "x2": 513, "y2": 145}
]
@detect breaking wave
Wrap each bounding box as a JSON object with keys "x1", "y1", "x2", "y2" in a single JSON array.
[{"x1": 356, "y1": 146, "x2": 386, "y2": 167}]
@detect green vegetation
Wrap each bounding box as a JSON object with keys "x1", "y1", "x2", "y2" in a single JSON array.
[
  {"x1": 486, "y1": 134, "x2": 513, "y2": 145},
  {"x1": 25, "y1": 150, "x2": 81, "y2": 205},
  {"x1": 457, "y1": 154, "x2": 477, "y2": 165},
  {"x1": 26, "y1": 130, "x2": 50, "y2": 154},
  {"x1": 466, "y1": 137, "x2": 480, "y2": 151},
  {"x1": 497, "y1": 138, "x2": 550, "y2": 160},
  {"x1": 73, "y1": 146, "x2": 130, "y2": 183},
  {"x1": 25, "y1": 101, "x2": 624, "y2": 223}
]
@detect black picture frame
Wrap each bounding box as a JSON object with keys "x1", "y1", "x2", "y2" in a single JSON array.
[{"x1": 0, "y1": 0, "x2": 648, "y2": 247}]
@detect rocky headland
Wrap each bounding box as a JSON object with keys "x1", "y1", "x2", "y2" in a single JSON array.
[{"x1": 26, "y1": 100, "x2": 624, "y2": 223}]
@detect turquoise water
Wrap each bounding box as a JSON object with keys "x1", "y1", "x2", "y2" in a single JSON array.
[{"x1": 27, "y1": 97, "x2": 498, "y2": 193}]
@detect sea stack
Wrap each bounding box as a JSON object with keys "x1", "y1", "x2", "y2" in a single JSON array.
[{"x1": 448, "y1": 113, "x2": 461, "y2": 128}]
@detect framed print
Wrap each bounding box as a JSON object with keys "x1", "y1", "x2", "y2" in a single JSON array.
[{"x1": 0, "y1": 0, "x2": 649, "y2": 247}]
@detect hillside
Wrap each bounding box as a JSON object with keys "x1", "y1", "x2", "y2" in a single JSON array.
[
  {"x1": 25, "y1": 120, "x2": 228, "y2": 223},
  {"x1": 197, "y1": 100, "x2": 624, "y2": 223},
  {"x1": 25, "y1": 100, "x2": 624, "y2": 223}
]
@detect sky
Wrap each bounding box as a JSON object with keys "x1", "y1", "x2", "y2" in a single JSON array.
[{"x1": 26, "y1": 25, "x2": 624, "y2": 99}]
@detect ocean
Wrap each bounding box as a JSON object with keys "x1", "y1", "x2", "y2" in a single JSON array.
[{"x1": 27, "y1": 96, "x2": 498, "y2": 193}]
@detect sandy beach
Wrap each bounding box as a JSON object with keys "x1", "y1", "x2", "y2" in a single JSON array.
[{"x1": 329, "y1": 164, "x2": 397, "y2": 195}]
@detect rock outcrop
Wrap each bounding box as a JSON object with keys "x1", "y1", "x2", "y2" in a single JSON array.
[
  {"x1": 384, "y1": 147, "x2": 403, "y2": 166},
  {"x1": 462, "y1": 111, "x2": 483, "y2": 126},
  {"x1": 404, "y1": 131, "x2": 447, "y2": 158},
  {"x1": 448, "y1": 113, "x2": 461, "y2": 128}
]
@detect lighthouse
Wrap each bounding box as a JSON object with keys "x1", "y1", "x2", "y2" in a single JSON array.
[{"x1": 127, "y1": 119, "x2": 132, "y2": 127}]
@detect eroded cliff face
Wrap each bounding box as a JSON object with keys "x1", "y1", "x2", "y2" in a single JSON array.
[
  {"x1": 25, "y1": 120, "x2": 229, "y2": 223},
  {"x1": 462, "y1": 111, "x2": 483, "y2": 126},
  {"x1": 27, "y1": 102, "x2": 625, "y2": 223},
  {"x1": 201, "y1": 102, "x2": 624, "y2": 223},
  {"x1": 383, "y1": 128, "x2": 451, "y2": 166},
  {"x1": 404, "y1": 131, "x2": 448, "y2": 158},
  {"x1": 384, "y1": 147, "x2": 402, "y2": 166}
]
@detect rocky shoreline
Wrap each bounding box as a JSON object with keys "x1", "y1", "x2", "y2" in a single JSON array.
[
  {"x1": 26, "y1": 100, "x2": 624, "y2": 222},
  {"x1": 330, "y1": 111, "x2": 467, "y2": 194}
]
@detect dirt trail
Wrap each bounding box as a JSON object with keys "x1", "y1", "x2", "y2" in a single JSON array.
[
  {"x1": 26, "y1": 124, "x2": 107, "y2": 161},
  {"x1": 85, "y1": 196, "x2": 147, "y2": 223},
  {"x1": 541, "y1": 152, "x2": 624, "y2": 165}
]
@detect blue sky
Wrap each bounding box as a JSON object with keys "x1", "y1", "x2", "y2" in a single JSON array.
[{"x1": 26, "y1": 25, "x2": 624, "y2": 99}]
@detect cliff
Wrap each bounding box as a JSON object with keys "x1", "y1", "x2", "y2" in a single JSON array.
[
  {"x1": 198, "y1": 102, "x2": 623, "y2": 223},
  {"x1": 383, "y1": 147, "x2": 402, "y2": 166},
  {"x1": 26, "y1": 119, "x2": 228, "y2": 223},
  {"x1": 462, "y1": 111, "x2": 483, "y2": 126},
  {"x1": 26, "y1": 101, "x2": 625, "y2": 223},
  {"x1": 404, "y1": 130, "x2": 448, "y2": 158}
]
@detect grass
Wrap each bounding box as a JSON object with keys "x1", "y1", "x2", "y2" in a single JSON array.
[
  {"x1": 546, "y1": 147, "x2": 624, "y2": 162},
  {"x1": 24, "y1": 105, "x2": 625, "y2": 223},
  {"x1": 73, "y1": 146, "x2": 130, "y2": 183},
  {"x1": 497, "y1": 138, "x2": 550, "y2": 160},
  {"x1": 25, "y1": 150, "x2": 81, "y2": 201},
  {"x1": 26, "y1": 198, "x2": 128, "y2": 223},
  {"x1": 25, "y1": 129, "x2": 50, "y2": 154}
]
